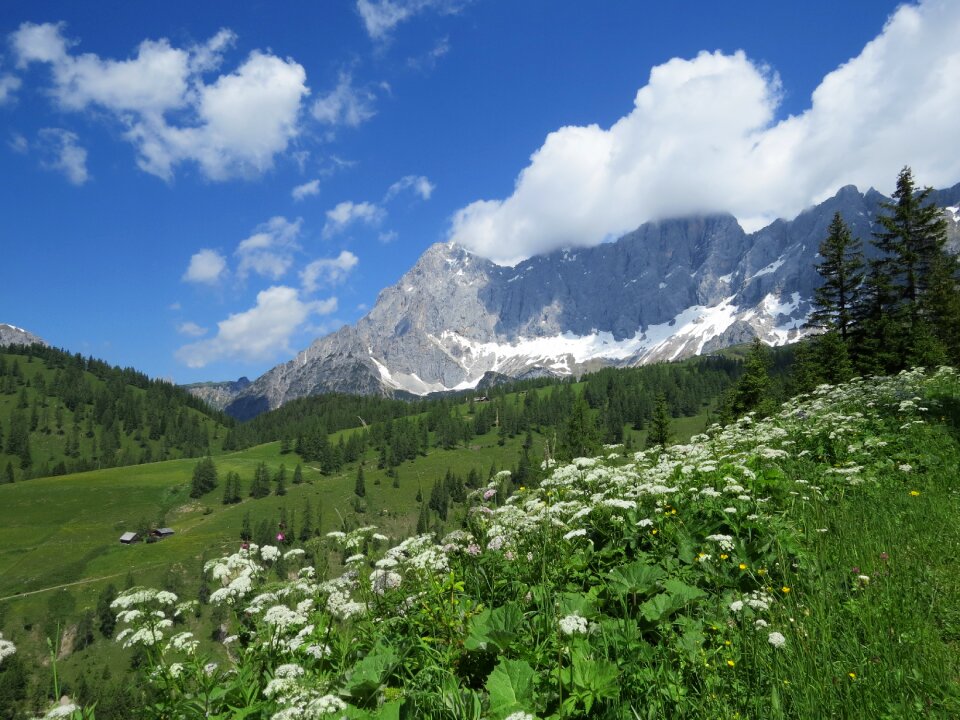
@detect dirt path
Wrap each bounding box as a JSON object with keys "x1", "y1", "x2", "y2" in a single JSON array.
[{"x1": 0, "y1": 566, "x2": 167, "y2": 602}]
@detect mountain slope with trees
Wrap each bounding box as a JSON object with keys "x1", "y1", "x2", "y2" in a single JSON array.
[{"x1": 0, "y1": 344, "x2": 231, "y2": 482}]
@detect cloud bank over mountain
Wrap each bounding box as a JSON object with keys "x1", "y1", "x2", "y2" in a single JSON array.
[{"x1": 449, "y1": 0, "x2": 960, "y2": 265}]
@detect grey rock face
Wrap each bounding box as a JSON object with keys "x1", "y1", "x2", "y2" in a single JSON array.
[
  {"x1": 182, "y1": 377, "x2": 251, "y2": 411},
  {"x1": 226, "y1": 181, "x2": 960, "y2": 417},
  {"x1": 0, "y1": 323, "x2": 46, "y2": 347}
]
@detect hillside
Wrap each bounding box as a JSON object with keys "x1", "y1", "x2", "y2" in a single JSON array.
[
  {"x1": 0, "y1": 353, "x2": 748, "y2": 717},
  {"x1": 80, "y1": 367, "x2": 960, "y2": 718},
  {"x1": 0, "y1": 346, "x2": 230, "y2": 482}
]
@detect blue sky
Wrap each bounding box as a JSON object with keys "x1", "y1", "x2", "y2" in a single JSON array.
[{"x1": 2, "y1": 0, "x2": 958, "y2": 383}]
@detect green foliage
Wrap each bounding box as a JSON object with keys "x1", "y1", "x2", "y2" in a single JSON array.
[
  {"x1": 730, "y1": 338, "x2": 774, "y2": 417},
  {"x1": 646, "y1": 393, "x2": 672, "y2": 448},
  {"x1": 807, "y1": 211, "x2": 864, "y2": 341},
  {"x1": 189, "y1": 456, "x2": 218, "y2": 498},
  {"x1": 90, "y1": 367, "x2": 960, "y2": 720},
  {"x1": 0, "y1": 345, "x2": 229, "y2": 481}
]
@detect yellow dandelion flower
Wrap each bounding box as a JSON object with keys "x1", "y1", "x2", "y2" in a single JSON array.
[
  {"x1": 651, "y1": 529, "x2": 658, "y2": 535},
  {"x1": 848, "y1": 672, "x2": 856, "y2": 680},
  {"x1": 720, "y1": 553, "x2": 729, "y2": 560},
  {"x1": 724, "y1": 640, "x2": 731, "y2": 646},
  {"x1": 726, "y1": 660, "x2": 735, "y2": 667},
  {"x1": 909, "y1": 490, "x2": 920, "y2": 496},
  {"x1": 782, "y1": 586, "x2": 791, "y2": 594},
  {"x1": 739, "y1": 563, "x2": 747, "y2": 570}
]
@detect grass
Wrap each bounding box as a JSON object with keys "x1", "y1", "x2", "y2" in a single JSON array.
[
  {"x1": 73, "y1": 366, "x2": 960, "y2": 720},
  {"x1": 0, "y1": 379, "x2": 719, "y2": 716}
]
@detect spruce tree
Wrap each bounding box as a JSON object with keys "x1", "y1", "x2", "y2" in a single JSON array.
[
  {"x1": 292, "y1": 463, "x2": 303, "y2": 484},
  {"x1": 731, "y1": 338, "x2": 773, "y2": 418},
  {"x1": 646, "y1": 394, "x2": 672, "y2": 448},
  {"x1": 872, "y1": 166, "x2": 951, "y2": 347},
  {"x1": 354, "y1": 465, "x2": 366, "y2": 498},
  {"x1": 96, "y1": 584, "x2": 118, "y2": 638},
  {"x1": 299, "y1": 498, "x2": 313, "y2": 541},
  {"x1": 807, "y1": 212, "x2": 864, "y2": 342}
]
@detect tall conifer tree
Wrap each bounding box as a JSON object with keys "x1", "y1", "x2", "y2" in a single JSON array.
[{"x1": 807, "y1": 212, "x2": 864, "y2": 342}]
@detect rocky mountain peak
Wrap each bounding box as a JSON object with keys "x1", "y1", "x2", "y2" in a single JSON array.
[
  {"x1": 214, "y1": 182, "x2": 960, "y2": 418},
  {"x1": 0, "y1": 323, "x2": 46, "y2": 348}
]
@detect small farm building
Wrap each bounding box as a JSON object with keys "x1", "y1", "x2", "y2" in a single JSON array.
[
  {"x1": 153, "y1": 528, "x2": 175, "y2": 538},
  {"x1": 119, "y1": 532, "x2": 138, "y2": 544}
]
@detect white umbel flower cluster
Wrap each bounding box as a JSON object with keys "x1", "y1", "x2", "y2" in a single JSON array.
[
  {"x1": 558, "y1": 613, "x2": 589, "y2": 636},
  {"x1": 0, "y1": 632, "x2": 16, "y2": 665}
]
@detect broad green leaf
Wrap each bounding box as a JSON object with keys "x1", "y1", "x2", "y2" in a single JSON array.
[
  {"x1": 346, "y1": 644, "x2": 398, "y2": 700},
  {"x1": 486, "y1": 658, "x2": 536, "y2": 719},
  {"x1": 571, "y1": 653, "x2": 620, "y2": 698},
  {"x1": 640, "y1": 592, "x2": 680, "y2": 623},
  {"x1": 373, "y1": 700, "x2": 402, "y2": 720},
  {"x1": 607, "y1": 561, "x2": 665, "y2": 596},
  {"x1": 465, "y1": 603, "x2": 522, "y2": 652},
  {"x1": 662, "y1": 578, "x2": 706, "y2": 604}
]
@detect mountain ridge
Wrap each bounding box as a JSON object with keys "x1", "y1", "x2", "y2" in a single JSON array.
[{"x1": 201, "y1": 183, "x2": 960, "y2": 419}]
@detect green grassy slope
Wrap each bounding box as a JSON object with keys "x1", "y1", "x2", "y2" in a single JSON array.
[{"x1": 0, "y1": 349, "x2": 229, "y2": 481}]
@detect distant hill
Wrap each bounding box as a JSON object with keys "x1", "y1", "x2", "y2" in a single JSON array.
[{"x1": 0, "y1": 345, "x2": 231, "y2": 481}]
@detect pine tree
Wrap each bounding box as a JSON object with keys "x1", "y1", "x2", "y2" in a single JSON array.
[
  {"x1": 355, "y1": 465, "x2": 366, "y2": 498},
  {"x1": 292, "y1": 463, "x2": 303, "y2": 484},
  {"x1": 872, "y1": 166, "x2": 951, "y2": 344},
  {"x1": 416, "y1": 501, "x2": 430, "y2": 534},
  {"x1": 731, "y1": 338, "x2": 773, "y2": 418},
  {"x1": 807, "y1": 212, "x2": 864, "y2": 342},
  {"x1": 558, "y1": 395, "x2": 601, "y2": 460},
  {"x1": 275, "y1": 464, "x2": 287, "y2": 496},
  {"x1": 646, "y1": 393, "x2": 671, "y2": 448},
  {"x1": 299, "y1": 498, "x2": 313, "y2": 541},
  {"x1": 96, "y1": 584, "x2": 118, "y2": 638},
  {"x1": 189, "y1": 456, "x2": 218, "y2": 498}
]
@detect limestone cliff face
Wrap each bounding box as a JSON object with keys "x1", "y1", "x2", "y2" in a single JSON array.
[
  {"x1": 0, "y1": 324, "x2": 46, "y2": 347},
  {"x1": 223, "y1": 182, "x2": 960, "y2": 418}
]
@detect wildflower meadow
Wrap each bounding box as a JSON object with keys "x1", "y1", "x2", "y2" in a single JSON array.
[{"x1": 11, "y1": 367, "x2": 960, "y2": 719}]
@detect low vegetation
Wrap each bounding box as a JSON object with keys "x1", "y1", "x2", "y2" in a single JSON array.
[{"x1": 11, "y1": 366, "x2": 954, "y2": 719}]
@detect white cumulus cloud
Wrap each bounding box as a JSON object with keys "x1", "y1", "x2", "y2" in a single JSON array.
[
  {"x1": 235, "y1": 216, "x2": 302, "y2": 280},
  {"x1": 11, "y1": 23, "x2": 308, "y2": 181},
  {"x1": 175, "y1": 286, "x2": 336, "y2": 367},
  {"x1": 292, "y1": 178, "x2": 321, "y2": 201},
  {"x1": 301, "y1": 250, "x2": 359, "y2": 293},
  {"x1": 311, "y1": 72, "x2": 376, "y2": 127},
  {"x1": 183, "y1": 249, "x2": 227, "y2": 284},
  {"x1": 38, "y1": 128, "x2": 89, "y2": 185},
  {"x1": 449, "y1": 0, "x2": 960, "y2": 265},
  {"x1": 323, "y1": 200, "x2": 385, "y2": 237}
]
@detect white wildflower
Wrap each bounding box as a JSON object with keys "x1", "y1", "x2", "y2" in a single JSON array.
[
  {"x1": 767, "y1": 631, "x2": 787, "y2": 648},
  {"x1": 558, "y1": 613, "x2": 588, "y2": 636}
]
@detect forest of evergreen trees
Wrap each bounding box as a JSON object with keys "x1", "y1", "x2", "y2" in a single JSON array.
[
  {"x1": 0, "y1": 345, "x2": 229, "y2": 480},
  {"x1": 800, "y1": 166, "x2": 960, "y2": 384}
]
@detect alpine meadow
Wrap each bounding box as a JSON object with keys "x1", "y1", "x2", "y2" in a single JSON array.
[{"x1": 2, "y1": 2, "x2": 960, "y2": 719}]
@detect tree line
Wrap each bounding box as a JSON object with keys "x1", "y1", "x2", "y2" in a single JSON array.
[{"x1": 802, "y1": 166, "x2": 960, "y2": 382}]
